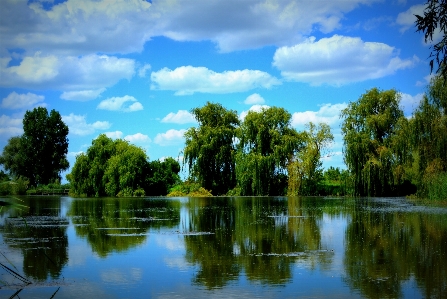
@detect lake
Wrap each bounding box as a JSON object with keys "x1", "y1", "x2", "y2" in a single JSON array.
[{"x1": 0, "y1": 196, "x2": 446, "y2": 298}]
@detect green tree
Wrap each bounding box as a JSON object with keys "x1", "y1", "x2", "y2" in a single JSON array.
[
  {"x1": 415, "y1": 0, "x2": 447, "y2": 80},
  {"x1": 236, "y1": 106, "x2": 303, "y2": 196},
  {"x1": 341, "y1": 88, "x2": 406, "y2": 196},
  {"x1": 410, "y1": 75, "x2": 447, "y2": 199},
  {"x1": 288, "y1": 122, "x2": 333, "y2": 196},
  {"x1": 184, "y1": 102, "x2": 239, "y2": 195},
  {"x1": 2, "y1": 107, "x2": 70, "y2": 186},
  {"x1": 0, "y1": 136, "x2": 23, "y2": 179},
  {"x1": 146, "y1": 157, "x2": 181, "y2": 196}
]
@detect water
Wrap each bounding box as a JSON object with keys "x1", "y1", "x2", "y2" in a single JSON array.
[{"x1": 0, "y1": 196, "x2": 446, "y2": 298}]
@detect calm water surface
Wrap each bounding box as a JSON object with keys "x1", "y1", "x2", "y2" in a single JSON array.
[{"x1": 0, "y1": 196, "x2": 446, "y2": 298}]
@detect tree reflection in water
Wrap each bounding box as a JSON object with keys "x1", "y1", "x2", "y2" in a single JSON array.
[
  {"x1": 68, "y1": 197, "x2": 180, "y2": 257},
  {"x1": 183, "y1": 196, "x2": 332, "y2": 289},
  {"x1": 344, "y1": 199, "x2": 447, "y2": 299}
]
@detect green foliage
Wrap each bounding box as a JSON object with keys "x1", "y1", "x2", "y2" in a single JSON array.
[
  {"x1": 184, "y1": 102, "x2": 239, "y2": 195},
  {"x1": 415, "y1": 0, "x2": 447, "y2": 80},
  {"x1": 409, "y1": 76, "x2": 447, "y2": 199},
  {"x1": 146, "y1": 157, "x2": 181, "y2": 196},
  {"x1": 69, "y1": 134, "x2": 180, "y2": 197},
  {"x1": 236, "y1": 106, "x2": 303, "y2": 196},
  {"x1": 341, "y1": 88, "x2": 407, "y2": 196},
  {"x1": 288, "y1": 122, "x2": 333, "y2": 196},
  {"x1": 0, "y1": 108, "x2": 69, "y2": 187},
  {"x1": 0, "y1": 177, "x2": 29, "y2": 196},
  {"x1": 167, "y1": 180, "x2": 213, "y2": 197}
]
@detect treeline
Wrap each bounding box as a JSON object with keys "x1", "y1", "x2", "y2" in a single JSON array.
[
  {"x1": 341, "y1": 76, "x2": 446, "y2": 199},
  {"x1": 67, "y1": 134, "x2": 181, "y2": 197}
]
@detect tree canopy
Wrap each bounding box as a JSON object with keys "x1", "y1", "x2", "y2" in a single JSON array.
[
  {"x1": 236, "y1": 106, "x2": 303, "y2": 196},
  {"x1": 0, "y1": 107, "x2": 69, "y2": 186},
  {"x1": 341, "y1": 88, "x2": 406, "y2": 196},
  {"x1": 183, "y1": 102, "x2": 239, "y2": 195}
]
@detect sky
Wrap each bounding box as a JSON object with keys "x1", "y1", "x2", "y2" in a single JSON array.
[{"x1": 0, "y1": 0, "x2": 433, "y2": 181}]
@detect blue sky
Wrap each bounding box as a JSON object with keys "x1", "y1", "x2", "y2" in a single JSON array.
[{"x1": 0, "y1": 0, "x2": 432, "y2": 180}]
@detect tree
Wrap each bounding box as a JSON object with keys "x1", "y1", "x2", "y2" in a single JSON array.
[
  {"x1": 288, "y1": 122, "x2": 333, "y2": 196},
  {"x1": 184, "y1": 102, "x2": 239, "y2": 195},
  {"x1": 415, "y1": 0, "x2": 447, "y2": 81},
  {"x1": 0, "y1": 107, "x2": 69, "y2": 186},
  {"x1": 0, "y1": 136, "x2": 23, "y2": 179},
  {"x1": 410, "y1": 75, "x2": 447, "y2": 198},
  {"x1": 341, "y1": 88, "x2": 406, "y2": 196},
  {"x1": 146, "y1": 157, "x2": 181, "y2": 196},
  {"x1": 236, "y1": 106, "x2": 303, "y2": 196}
]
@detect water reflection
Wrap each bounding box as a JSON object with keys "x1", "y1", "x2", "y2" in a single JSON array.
[
  {"x1": 344, "y1": 198, "x2": 447, "y2": 299},
  {"x1": 0, "y1": 196, "x2": 446, "y2": 298},
  {"x1": 68, "y1": 197, "x2": 180, "y2": 257},
  {"x1": 183, "y1": 197, "x2": 333, "y2": 288},
  {"x1": 0, "y1": 197, "x2": 68, "y2": 281}
]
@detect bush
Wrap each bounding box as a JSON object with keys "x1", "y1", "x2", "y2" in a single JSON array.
[{"x1": 167, "y1": 181, "x2": 213, "y2": 197}]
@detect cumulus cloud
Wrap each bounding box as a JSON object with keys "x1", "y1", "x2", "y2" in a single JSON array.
[
  {"x1": 396, "y1": 4, "x2": 425, "y2": 33},
  {"x1": 97, "y1": 95, "x2": 143, "y2": 112},
  {"x1": 124, "y1": 133, "x2": 151, "y2": 143},
  {"x1": 0, "y1": 115, "x2": 23, "y2": 136},
  {"x1": 161, "y1": 110, "x2": 196, "y2": 124},
  {"x1": 273, "y1": 35, "x2": 418, "y2": 86},
  {"x1": 1, "y1": 53, "x2": 135, "y2": 90},
  {"x1": 154, "y1": 129, "x2": 186, "y2": 146},
  {"x1": 0, "y1": 0, "x2": 379, "y2": 55},
  {"x1": 291, "y1": 103, "x2": 347, "y2": 127},
  {"x1": 239, "y1": 104, "x2": 271, "y2": 121},
  {"x1": 60, "y1": 88, "x2": 106, "y2": 101},
  {"x1": 400, "y1": 92, "x2": 424, "y2": 116},
  {"x1": 105, "y1": 131, "x2": 123, "y2": 139},
  {"x1": 62, "y1": 113, "x2": 111, "y2": 136},
  {"x1": 1, "y1": 92, "x2": 45, "y2": 109},
  {"x1": 244, "y1": 93, "x2": 265, "y2": 105},
  {"x1": 150, "y1": 66, "x2": 281, "y2": 95}
]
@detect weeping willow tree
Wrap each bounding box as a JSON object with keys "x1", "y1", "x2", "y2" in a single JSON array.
[
  {"x1": 288, "y1": 122, "x2": 333, "y2": 196},
  {"x1": 236, "y1": 107, "x2": 304, "y2": 196},
  {"x1": 341, "y1": 88, "x2": 408, "y2": 196},
  {"x1": 410, "y1": 75, "x2": 447, "y2": 199},
  {"x1": 183, "y1": 102, "x2": 239, "y2": 195}
]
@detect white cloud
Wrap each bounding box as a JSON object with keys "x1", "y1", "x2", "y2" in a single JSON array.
[
  {"x1": 1, "y1": 92, "x2": 45, "y2": 109},
  {"x1": 0, "y1": 115, "x2": 23, "y2": 136},
  {"x1": 400, "y1": 92, "x2": 423, "y2": 116},
  {"x1": 161, "y1": 110, "x2": 196, "y2": 124},
  {"x1": 124, "y1": 133, "x2": 151, "y2": 143},
  {"x1": 239, "y1": 104, "x2": 271, "y2": 121},
  {"x1": 291, "y1": 103, "x2": 347, "y2": 127},
  {"x1": 154, "y1": 129, "x2": 186, "y2": 146},
  {"x1": 1, "y1": 53, "x2": 135, "y2": 90},
  {"x1": 62, "y1": 113, "x2": 111, "y2": 136},
  {"x1": 60, "y1": 88, "x2": 106, "y2": 101},
  {"x1": 244, "y1": 93, "x2": 265, "y2": 105},
  {"x1": 105, "y1": 131, "x2": 123, "y2": 139},
  {"x1": 150, "y1": 66, "x2": 281, "y2": 95},
  {"x1": 416, "y1": 74, "x2": 434, "y2": 87},
  {"x1": 273, "y1": 35, "x2": 418, "y2": 86},
  {"x1": 138, "y1": 64, "x2": 151, "y2": 78},
  {"x1": 0, "y1": 0, "x2": 379, "y2": 55},
  {"x1": 97, "y1": 95, "x2": 143, "y2": 112},
  {"x1": 68, "y1": 151, "x2": 85, "y2": 157},
  {"x1": 396, "y1": 4, "x2": 425, "y2": 33}
]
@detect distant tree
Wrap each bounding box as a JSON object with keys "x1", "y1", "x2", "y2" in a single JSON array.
[
  {"x1": 415, "y1": 0, "x2": 447, "y2": 80},
  {"x1": 146, "y1": 157, "x2": 181, "y2": 196},
  {"x1": 184, "y1": 102, "x2": 239, "y2": 195},
  {"x1": 288, "y1": 122, "x2": 333, "y2": 196},
  {"x1": 341, "y1": 88, "x2": 406, "y2": 196},
  {"x1": 236, "y1": 106, "x2": 303, "y2": 196},
  {"x1": 0, "y1": 170, "x2": 10, "y2": 182},
  {"x1": 0, "y1": 136, "x2": 23, "y2": 179},
  {"x1": 0, "y1": 108, "x2": 69, "y2": 186}
]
